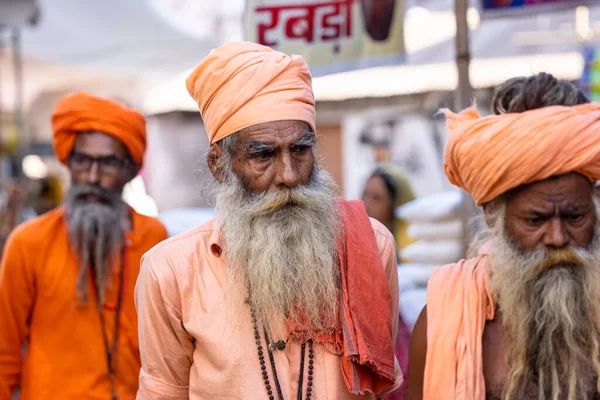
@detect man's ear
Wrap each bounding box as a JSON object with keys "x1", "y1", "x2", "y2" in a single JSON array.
[
  {"x1": 208, "y1": 144, "x2": 225, "y2": 183},
  {"x1": 483, "y1": 208, "x2": 494, "y2": 229},
  {"x1": 482, "y1": 202, "x2": 500, "y2": 229}
]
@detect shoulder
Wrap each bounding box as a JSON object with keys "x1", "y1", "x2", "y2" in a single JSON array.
[
  {"x1": 137, "y1": 219, "x2": 219, "y2": 311},
  {"x1": 369, "y1": 217, "x2": 395, "y2": 244},
  {"x1": 341, "y1": 199, "x2": 396, "y2": 257},
  {"x1": 132, "y1": 211, "x2": 169, "y2": 240},
  {"x1": 427, "y1": 260, "x2": 469, "y2": 296},
  {"x1": 368, "y1": 217, "x2": 396, "y2": 258},
  {"x1": 1, "y1": 208, "x2": 64, "y2": 274},
  {"x1": 429, "y1": 256, "x2": 487, "y2": 287},
  {"x1": 426, "y1": 255, "x2": 492, "y2": 318},
  {"x1": 141, "y1": 218, "x2": 218, "y2": 280},
  {"x1": 6, "y1": 207, "x2": 65, "y2": 249},
  {"x1": 366, "y1": 218, "x2": 399, "y2": 294}
]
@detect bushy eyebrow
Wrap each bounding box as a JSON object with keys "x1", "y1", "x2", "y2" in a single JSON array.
[
  {"x1": 525, "y1": 210, "x2": 552, "y2": 218},
  {"x1": 524, "y1": 203, "x2": 591, "y2": 217},
  {"x1": 562, "y1": 204, "x2": 589, "y2": 213},
  {"x1": 245, "y1": 131, "x2": 316, "y2": 155},
  {"x1": 293, "y1": 131, "x2": 317, "y2": 147},
  {"x1": 246, "y1": 141, "x2": 273, "y2": 155}
]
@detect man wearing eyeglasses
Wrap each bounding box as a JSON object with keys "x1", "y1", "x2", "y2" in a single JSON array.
[{"x1": 0, "y1": 92, "x2": 168, "y2": 400}]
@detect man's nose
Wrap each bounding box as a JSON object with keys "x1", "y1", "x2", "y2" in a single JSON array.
[
  {"x1": 543, "y1": 218, "x2": 570, "y2": 249},
  {"x1": 275, "y1": 154, "x2": 300, "y2": 188},
  {"x1": 85, "y1": 161, "x2": 101, "y2": 185}
]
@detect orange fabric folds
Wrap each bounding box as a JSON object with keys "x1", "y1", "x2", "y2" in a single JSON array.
[
  {"x1": 186, "y1": 41, "x2": 316, "y2": 144},
  {"x1": 337, "y1": 200, "x2": 396, "y2": 394},
  {"x1": 443, "y1": 103, "x2": 600, "y2": 205},
  {"x1": 52, "y1": 92, "x2": 146, "y2": 165},
  {"x1": 291, "y1": 199, "x2": 396, "y2": 395},
  {"x1": 424, "y1": 250, "x2": 495, "y2": 400}
]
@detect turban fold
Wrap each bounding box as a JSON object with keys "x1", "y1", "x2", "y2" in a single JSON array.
[
  {"x1": 52, "y1": 92, "x2": 146, "y2": 165},
  {"x1": 443, "y1": 103, "x2": 600, "y2": 205},
  {"x1": 186, "y1": 41, "x2": 316, "y2": 145}
]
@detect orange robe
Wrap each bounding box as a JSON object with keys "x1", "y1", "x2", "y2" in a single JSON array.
[
  {"x1": 135, "y1": 217, "x2": 402, "y2": 399},
  {"x1": 0, "y1": 206, "x2": 168, "y2": 400}
]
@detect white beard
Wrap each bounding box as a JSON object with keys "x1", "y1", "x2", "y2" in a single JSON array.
[{"x1": 215, "y1": 167, "x2": 341, "y2": 336}]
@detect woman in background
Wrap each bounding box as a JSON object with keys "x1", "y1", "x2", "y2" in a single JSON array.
[
  {"x1": 362, "y1": 163, "x2": 416, "y2": 261},
  {"x1": 362, "y1": 164, "x2": 415, "y2": 400}
]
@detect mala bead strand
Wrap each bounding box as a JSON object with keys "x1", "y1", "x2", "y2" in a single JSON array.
[
  {"x1": 306, "y1": 339, "x2": 314, "y2": 398},
  {"x1": 252, "y1": 308, "x2": 276, "y2": 400},
  {"x1": 250, "y1": 303, "x2": 315, "y2": 400}
]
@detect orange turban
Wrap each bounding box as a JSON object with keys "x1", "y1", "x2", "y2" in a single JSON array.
[
  {"x1": 186, "y1": 42, "x2": 316, "y2": 145},
  {"x1": 52, "y1": 92, "x2": 146, "y2": 165},
  {"x1": 443, "y1": 103, "x2": 600, "y2": 205}
]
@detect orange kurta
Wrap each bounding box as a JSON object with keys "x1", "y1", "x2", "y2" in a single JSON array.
[
  {"x1": 0, "y1": 206, "x2": 168, "y2": 400},
  {"x1": 135, "y1": 217, "x2": 401, "y2": 399}
]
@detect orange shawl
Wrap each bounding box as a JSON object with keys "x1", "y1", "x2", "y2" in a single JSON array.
[
  {"x1": 291, "y1": 199, "x2": 396, "y2": 395},
  {"x1": 424, "y1": 246, "x2": 495, "y2": 399}
]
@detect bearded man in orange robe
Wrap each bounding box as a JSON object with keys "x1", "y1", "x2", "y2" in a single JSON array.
[
  {"x1": 0, "y1": 93, "x2": 168, "y2": 400},
  {"x1": 407, "y1": 73, "x2": 600, "y2": 400},
  {"x1": 135, "y1": 41, "x2": 403, "y2": 400}
]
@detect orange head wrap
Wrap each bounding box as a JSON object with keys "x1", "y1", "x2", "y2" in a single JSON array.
[
  {"x1": 52, "y1": 92, "x2": 146, "y2": 165},
  {"x1": 186, "y1": 41, "x2": 316, "y2": 145},
  {"x1": 443, "y1": 103, "x2": 600, "y2": 205}
]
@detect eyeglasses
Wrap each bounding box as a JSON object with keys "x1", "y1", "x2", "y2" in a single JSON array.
[{"x1": 69, "y1": 152, "x2": 129, "y2": 176}]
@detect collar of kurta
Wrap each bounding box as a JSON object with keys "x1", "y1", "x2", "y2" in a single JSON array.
[{"x1": 208, "y1": 217, "x2": 224, "y2": 257}]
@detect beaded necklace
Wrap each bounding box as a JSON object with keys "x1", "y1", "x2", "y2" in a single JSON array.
[{"x1": 250, "y1": 306, "x2": 314, "y2": 400}]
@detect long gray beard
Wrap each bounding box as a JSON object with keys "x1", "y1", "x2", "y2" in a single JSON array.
[
  {"x1": 216, "y1": 167, "x2": 341, "y2": 336},
  {"x1": 65, "y1": 183, "x2": 126, "y2": 304},
  {"x1": 488, "y1": 219, "x2": 600, "y2": 400}
]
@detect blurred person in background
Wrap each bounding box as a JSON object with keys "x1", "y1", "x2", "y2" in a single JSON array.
[
  {"x1": 362, "y1": 164, "x2": 415, "y2": 400},
  {"x1": 135, "y1": 42, "x2": 402, "y2": 399},
  {"x1": 407, "y1": 73, "x2": 600, "y2": 400},
  {"x1": 362, "y1": 163, "x2": 416, "y2": 262},
  {"x1": 0, "y1": 180, "x2": 35, "y2": 260},
  {"x1": 0, "y1": 93, "x2": 168, "y2": 400},
  {"x1": 28, "y1": 175, "x2": 63, "y2": 216}
]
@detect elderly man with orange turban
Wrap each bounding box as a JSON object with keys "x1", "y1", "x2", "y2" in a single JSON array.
[
  {"x1": 135, "y1": 42, "x2": 402, "y2": 399},
  {"x1": 0, "y1": 93, "x2": 168, "y2": 400},
  {"x1": 406, "y1": 72, "x2": 600, "y2": 400}
]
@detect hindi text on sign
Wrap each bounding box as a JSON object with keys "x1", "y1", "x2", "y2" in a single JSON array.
[{"x1": 255, "y1": 0, "x2": 353, "y2": 47}]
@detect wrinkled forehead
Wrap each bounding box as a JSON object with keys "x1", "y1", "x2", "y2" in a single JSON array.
[
  {"x1": 236, "y1": 120, "x2": 314, "y2": 148},
  {"x1": 506, "y1": 173, "x2": 595, "y2": 213}
]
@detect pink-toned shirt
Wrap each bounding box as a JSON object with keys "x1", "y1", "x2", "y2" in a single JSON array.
[{"x1": 135, "y1": 217, "x2": 401, "y2": 399}]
